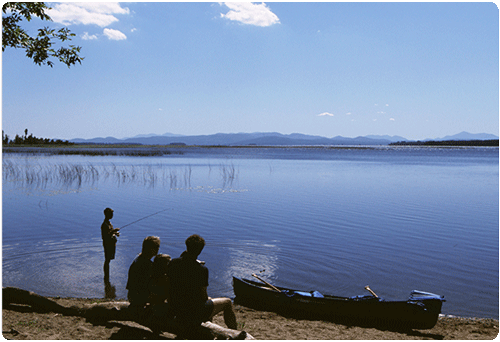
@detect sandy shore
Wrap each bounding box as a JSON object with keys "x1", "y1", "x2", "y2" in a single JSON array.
[{"x1": 2, "y1": 297, "x2": 498, "y2": 340}]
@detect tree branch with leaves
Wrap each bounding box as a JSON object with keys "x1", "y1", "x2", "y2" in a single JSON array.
[{"x1": 2, "y1": 2, "x2": 83, "y2": 67}]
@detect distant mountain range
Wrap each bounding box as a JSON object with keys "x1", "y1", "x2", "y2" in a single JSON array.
[{"x1": 70, "y1": 131, "x2": 499, "y2": 146}]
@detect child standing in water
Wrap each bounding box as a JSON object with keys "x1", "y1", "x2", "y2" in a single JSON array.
[{"x1": 101, "y1": 208, "x2": 120, "y2": 282}]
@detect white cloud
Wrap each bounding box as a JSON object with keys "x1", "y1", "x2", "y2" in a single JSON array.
[
  {"x1": 389, "y1": 118, "x2": 395, "y2": 121},
  {"x1": 318, "y1": 112, "x2": 334, "y2": 117},
  {"x1": 346, "y1": 112, "x2": 352, "y2": 115},
  {"x1": 48, "y1": 2, "x2": 130, "y2": 27},
  {"x1": 82, "y1": 32, "x2": 98, "y2": 40},
  {"x1": 103, "y1": 28, "x2": 127, "y2": 40},
  {"x1": 221, "y1": 2, "x2": 280, "y2": 27}
]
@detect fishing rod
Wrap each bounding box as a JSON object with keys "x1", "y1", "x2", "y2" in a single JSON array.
[{"x1": 119, "y1": 208, "x2": 172, "y2": 230}]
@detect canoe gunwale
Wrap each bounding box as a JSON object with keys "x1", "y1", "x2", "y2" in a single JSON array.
[{"x1": 232, "y1": 277, "x2": 444, "y2": 330}]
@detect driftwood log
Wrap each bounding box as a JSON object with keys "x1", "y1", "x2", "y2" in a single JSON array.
[{"x1": 3, "y1": 287, "x2": 253, "y2": 339}]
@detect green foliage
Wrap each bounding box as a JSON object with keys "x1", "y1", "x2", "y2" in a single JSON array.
[
  {"x1": 2, "y1": 130, "x2": 9, "y2": 145},
  {"x1": 2, "y1": 2, "x2": 83, "y2": 67},
  {"x1": 3, "y1": 129, "x2": 74, "y2": 146}
]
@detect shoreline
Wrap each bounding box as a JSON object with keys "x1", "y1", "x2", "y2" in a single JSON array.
[{"x1": 3, "y1": 296, "x2": 499, "y2": 340}]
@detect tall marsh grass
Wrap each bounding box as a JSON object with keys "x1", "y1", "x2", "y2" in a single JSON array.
[
  {"x1": 3, "y1": 160, "x2": 237, "y2": 190},
  {"x1": 219, "y1": 162, "x2": 237, "y2": 188}
]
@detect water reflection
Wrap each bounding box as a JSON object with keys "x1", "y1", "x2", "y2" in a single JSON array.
[
  {"x1": 104, "y1": 280, "x2": 116, "y2": 299},
  {"x1": 226, "y1": 241, "x2": 280, "y2": 282},
  {"x1": 3, "y1": 149, "x2": 498, "y2": 319}
]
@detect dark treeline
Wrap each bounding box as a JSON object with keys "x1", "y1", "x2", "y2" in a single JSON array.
[
  {"x1": 2, "y1": 130, "x2": 74, "y2": 146},
  {"x1": 390, "y1": 140, "x2": 499, "y2": 147}
]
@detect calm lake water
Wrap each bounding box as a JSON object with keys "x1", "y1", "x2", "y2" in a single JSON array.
[{"x1": 2, "y1": 146, "x2": 498, "y2": 319}]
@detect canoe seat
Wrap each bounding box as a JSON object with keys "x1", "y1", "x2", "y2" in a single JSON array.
[
  {"x1": 284, "y1": 290, "x2": 324, "y2": 298},
  {"x1": 349, "y1": 294, "x2": 383, "y2": 301}
]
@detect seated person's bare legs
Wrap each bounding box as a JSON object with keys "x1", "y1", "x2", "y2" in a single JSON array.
[{"x1": 210, "y1": 297, "x2": 237, "y2": 330}]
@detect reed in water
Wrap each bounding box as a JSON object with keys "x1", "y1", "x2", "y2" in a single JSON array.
[{"x1": 2, "y1": 160, "x2": 237, "y2": 190}]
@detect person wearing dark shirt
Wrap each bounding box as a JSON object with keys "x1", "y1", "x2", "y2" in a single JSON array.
[
  {"x1": 101, "y1": 208, "x2": 120, "y2": 281},
  {"x1": 149, "y1": 254, "x2": 172, "y2": 305},
  {"x1": 126, "y1": 236, "x2": 160, "y2": 317},
  {"x1": 166, "y1": 234, "x2": 237, "y2": 330},
  {"x1": 148, "y1": 253, "x2": 173, "y2": 334}
]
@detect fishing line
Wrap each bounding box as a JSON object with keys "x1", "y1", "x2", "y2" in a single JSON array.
[
  {"x1": 3, "y1": 241, "x2": 184, "y2": 260},
  {"x1": 119, "y1": 208, "x2": 172, "y2": 229},
  {"x1": 4, "y1": 209, "x2": 173, "y2": 260},
  {"x1": 3, "y1": 245, "x2": 103, "y2": 260},
  {"x1": 5, "y1": 204, "x2": 272, "y2": 259},
  {"x1": 4, "y1": 239, "x2": 274, "y2": 262}
]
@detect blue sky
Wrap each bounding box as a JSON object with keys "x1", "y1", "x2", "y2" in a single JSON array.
[{"x1": 2, "y1": 2, "x2": 499, "y2": 140}]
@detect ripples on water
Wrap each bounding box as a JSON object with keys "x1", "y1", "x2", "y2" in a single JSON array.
[{"x1": 2, "y1": 147, "x2": 498, "y2": 319}]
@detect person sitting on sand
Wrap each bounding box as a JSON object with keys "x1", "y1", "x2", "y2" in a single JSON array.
[
  {"x1": 101, "y1": 208, "x2": 120, "y2": 282},
  {"x1": 166, "y1": 234, "x2": 237, "y2": 330},
  {"x1": 126, "y1": 236, "x2": 160, "y2": 317}
]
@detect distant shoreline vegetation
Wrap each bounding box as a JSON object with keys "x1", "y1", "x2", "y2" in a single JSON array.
[
  {"x1": 2, "y1": 144, "x2": 373, "y2": 157},
  {"x1": 390, "y1": 140, "x2": 499, "y2": 147},
  {"x1": 2, "y1": 141, "x2": 498, "y2": 157},
  {"x1": 2, "y1": 145, "x2": 179, "y2": 157},
  {"x1": 1, "y1": 130, "x2": 178, "y2": 156},
  {"x1": 2, "y1": 130, "x2": 75, "y2": 146},
  {"x1": 3, "y1": 130, "x2": 499, "y2": 157}
]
